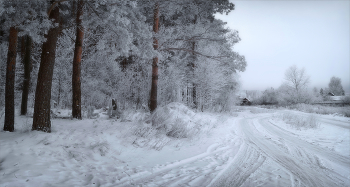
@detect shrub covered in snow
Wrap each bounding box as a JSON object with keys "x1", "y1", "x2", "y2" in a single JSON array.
[
  {"x1": 122, "y1": 102, "x2": 218, "y2": 150},
  {"x1": 281, "y1": 112, "x2": 320, "y2": 130},
  {"x1": 149, "y1": 102, "x2": 200, "y2": 138}
]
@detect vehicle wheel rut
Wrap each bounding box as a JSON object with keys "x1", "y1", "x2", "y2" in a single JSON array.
[
  {"x1": 208, "y1": 143, "x2": 266, "y2": 187},
  {"x1": 116, "y1": 137, "x2": 241, "y2": 186},
  {"x1": 238, "y1": 116, "x2": 349, "y2": 187}
]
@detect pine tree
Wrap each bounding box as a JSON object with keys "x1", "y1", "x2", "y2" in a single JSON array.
[
  {"x1": 144, "y1": 0, "x2": 243, "y2": 111},
  {"x1": 32, "y1": 1, "x2": 61, "y2": 133},
  {"x1": 4, "y1": 27, "x2": 18, "y2": 132},
  {"x1": 2, "y1": 0, "x2": 51, "y2": 130},
  {"x1": 20, "y1": 35, "x2": 32, "y2": 115},
  {"x1": 72, "y1": 0, "x2": 84, "y2": 119},
  {"x1": 149, "y1": 2, "x2": 159, "y2": 113}
]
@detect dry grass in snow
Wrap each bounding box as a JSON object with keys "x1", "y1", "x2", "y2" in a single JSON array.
[
  {"x1": 280, "y1": 112, "x2": 320, "y2": 130},
  {"x1": 121, "y1": 102, "x2": 221, "y2": 150}
]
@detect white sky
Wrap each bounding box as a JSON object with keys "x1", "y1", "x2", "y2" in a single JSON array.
[{"x1": 215, "y1": 0, "x2": 350, "y2": 93}]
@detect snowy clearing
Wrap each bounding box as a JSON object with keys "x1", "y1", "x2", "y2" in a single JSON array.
[{"x1": 1, "y1": 106, "x2": 349, "y2": 187}]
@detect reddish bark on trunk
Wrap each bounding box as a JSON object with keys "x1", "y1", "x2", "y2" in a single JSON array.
[
  {"x1": 4, "y1": 27, "x2": 18, "y2": 132},
  {"x1": 32, "y1": 3, "x2": 60, "y2": 133},
  {"x1": 21, "y1": 35, "x2": 32, "y2": 115},
  {"x1": 72, "y1": 0, "x2": 84, "y2": 119},
  {"x1": 149, "y1": 2, "x2": 159, "y2": 113}
]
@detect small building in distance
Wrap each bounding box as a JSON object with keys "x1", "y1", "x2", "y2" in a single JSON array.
[
  {"x1": 240, "y1": 98, "x2": 252, "y2": 106},
  {"x1": 314, "y1": 94, "x2": 349, "y2": 106}
]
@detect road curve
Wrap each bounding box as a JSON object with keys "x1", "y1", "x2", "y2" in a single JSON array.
[
  {"x1": 115, "y1": 113, "x2": 349, "y2": 187},
  {"x1": 232, "y1": 114, "x2": 350, "y2": 187}
]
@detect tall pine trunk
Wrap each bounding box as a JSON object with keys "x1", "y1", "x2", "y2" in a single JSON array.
[
  {"x1": 191, "y1": 16, "x2": 197, "y2": 109},
  {"x1": 57, "y1": 76, "x2": 61, "y2": 106},
  {"x1": 20, "y1": 35, "x2": 32, "y2": 115},
  {"x1": 72, "y1": 0, "x2": 84, "y2": 119},
  {"x1": 3, "y1": 27, "x2": 18, "y2": 132},
  {"x1": 149, "y1": 2, "x2": 159, "y2": 113},
  {"x1": 32, "y1": 3, "x2": 60, "y2": 133}
]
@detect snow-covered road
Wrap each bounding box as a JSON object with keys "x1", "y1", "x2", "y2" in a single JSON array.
[
  {"x1": 117, "y1": 113, "x2": 350, "y2": 187},
  {"x1": 230, "y1": 116, "x2": 349, "y2": 187},
  {"x1": 1, "y1": 109, "x2": 349, "y2": 187}
]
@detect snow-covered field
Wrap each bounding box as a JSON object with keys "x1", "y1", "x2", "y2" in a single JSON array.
[{"x1": 1, "y1": 105, "x2": 349, "y2": 187}]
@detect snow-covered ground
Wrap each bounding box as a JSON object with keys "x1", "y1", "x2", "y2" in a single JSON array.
[{"x1": 1, "y1": 105, "x2": 349, "y2": 187}]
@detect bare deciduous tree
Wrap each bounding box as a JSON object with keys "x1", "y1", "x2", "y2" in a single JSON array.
[
  {"x1": 279, "y1": 65, "x2": 310, "y2": 104},
  {"x1": 284, "y1": 65, "x2": 309, "y2": 93}
]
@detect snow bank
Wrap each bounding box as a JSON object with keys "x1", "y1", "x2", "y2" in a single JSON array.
[{"x1": 119, "y1": 103, "x2": 220, "y2": 150}]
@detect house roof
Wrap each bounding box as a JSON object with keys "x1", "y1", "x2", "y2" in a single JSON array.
[
  {"x1": 329, "y1": 96, "x2": 346, "y2": 101},
  {"x1": 242, "y1": 98, "x2": 251, "y2": 102}
]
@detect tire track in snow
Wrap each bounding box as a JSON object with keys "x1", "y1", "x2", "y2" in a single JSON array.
[
  {"x1": 262, "y1": 117, "x2": 350, "y2": 186},
  {"x1": 263, "y1": 118, "x2": 350, "y2": 167},
  {"x1": 115, "y1": 139, "x2": 240, "y2": 186},
  {"x1": 208, "y1": 142, "x2": 266, "y2": 187},
  {"x1": 316, "y1": 117, "x2": 349, "y2": 129},
  {"x1": 240, "y1": 116, "x2": 349, "y2": 187}
]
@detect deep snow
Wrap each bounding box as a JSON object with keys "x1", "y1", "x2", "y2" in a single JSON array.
[{"x1": 0, "y1": 105, "x2": 349, "y2": 187}]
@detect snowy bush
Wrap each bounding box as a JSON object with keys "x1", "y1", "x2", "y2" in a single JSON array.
[
  {"x1": 124, "y1": 102, "x2": 218, "y2": 150},
  {"x1": 281, "y1": 112, "x2": 320, "y2": 130},
  {"x1": 253, "y1": 88, "x2": 279, "y2": 105},
  {"x1": 150, "y1": 102, "x2": 199, "y2": 138}
]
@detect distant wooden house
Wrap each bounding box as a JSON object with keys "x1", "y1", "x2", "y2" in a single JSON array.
[
  {"x1": 327, "y1": 92, "x2": 335, "y2": 96},
  {"x1": 240, "y1": 98, "x2": 251, "y2": 106},
  {"x1": 313, "y1": 95, "x2": 349, "y2": 106},
  {"x1": 329, "y1": 96, "x2": 346, "y2": 102}
]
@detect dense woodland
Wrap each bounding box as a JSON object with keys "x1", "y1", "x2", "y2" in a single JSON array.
[{"x1": 0, "y1": 0, "x2": 247, "y2": 132}]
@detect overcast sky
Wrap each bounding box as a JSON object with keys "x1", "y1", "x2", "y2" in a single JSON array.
[{"x1": 215, "y1": 0, "x2": 350, "y2": 93}]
